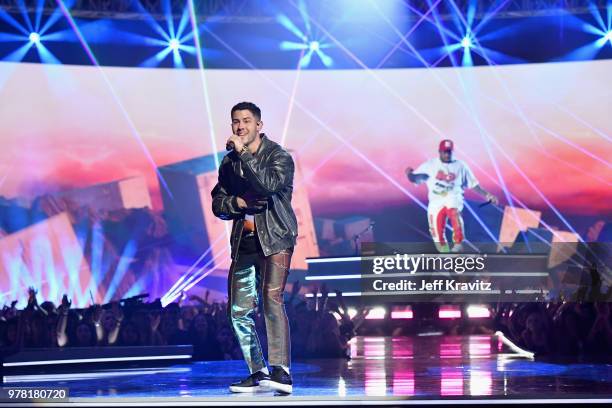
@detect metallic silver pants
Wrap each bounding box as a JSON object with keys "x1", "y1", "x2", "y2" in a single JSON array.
[{"x1": 228, "y1": 248, "x2": 292, "y2": 373}]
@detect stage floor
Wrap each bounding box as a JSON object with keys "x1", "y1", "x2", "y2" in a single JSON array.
[{"x1": 3, "y1": 335, "x2": 612, "y2": 405}]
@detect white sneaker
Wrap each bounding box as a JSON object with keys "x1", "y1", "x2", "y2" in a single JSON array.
[{"x1": 451, "y1": 243, "x2": 464, "y2": 253}]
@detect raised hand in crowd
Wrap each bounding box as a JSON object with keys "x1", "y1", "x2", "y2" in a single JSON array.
[
  {"x1": 333, "y1": 290, "x2": 352, "y2": 323},
  {"x1": 352, "y1": 305, "x2": 371, "y2": 331},
  {"x1": 91, "y1": 304, "x2": 105, "y2": 343},
  {"x1": 320, "y1": 284, "x2": 330, "y2": 312},
  {"x1": 26, "y1": 287, "x2": 39, "y2": 310},
  {"x1": 148, "y1": 310, "x2": 164, "y2": 345},
  {"x1": 288, "y1": 280, "x2": 301, "y2": 304},
  {"x1": 1, "y1": 301, "x2": 19, "y2": 320},
  {"x1": 56, "y1": 295, "x2": 71, "y2": 347},
  {"x1": 106, "y1": 302, "x2": 124, "y2": 345}
]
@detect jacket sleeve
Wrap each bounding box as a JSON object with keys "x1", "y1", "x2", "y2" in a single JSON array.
[
  {"x1": 211, "y1": 160, "x2": 244, "y2": 220},
  {"x1": 238, "y1": 148, "x2": 294, "y2": 197}
]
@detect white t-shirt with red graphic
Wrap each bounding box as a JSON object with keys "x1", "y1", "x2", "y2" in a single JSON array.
[{"x1": 414, "y1": 158, "x2": 479, "y2": 210}]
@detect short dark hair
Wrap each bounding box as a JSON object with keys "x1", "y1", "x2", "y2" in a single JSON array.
[{"x1": 231, "y1": 102, "x2": 261, "y2": 121}]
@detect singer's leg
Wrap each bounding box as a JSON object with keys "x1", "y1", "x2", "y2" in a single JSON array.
[
  {"x1": 227, "y1": 255, "x2": 266, "y2": 374},
  {"x1": 428, "y1": 206, "x2": 450, "y2": 253},
  {"x1": 261, "y1": 248, "x2": 292, "y2": 369},
  {"x1": 259, "y1": 248, "x2": 293, "y2": 394},
  {"x1": 448, "y1": 208, "x2": 465, "y2": 252}
]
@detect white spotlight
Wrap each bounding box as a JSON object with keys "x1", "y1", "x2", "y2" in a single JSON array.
[
  {"x1": 365, "y1": 306, "x2": 386, "y2": 320},
  {"x1": 309, "y1": 41, "x2": 320, "y2": 52},
  {"x1": 29, "y1": 32, "x2": 40, "y2": 44},
  {"x1": 460, "y1": 36, "x2": 472, "y2": 49},
  {"x1": 466, "y1": 305, "x2": 491, "y2": 319},
  {"x1": 604, "y1": 31, "x2": 612, "y2": 44},
  {"x1": 168, "y1": 38, "x2": 180, "y2": 51}
]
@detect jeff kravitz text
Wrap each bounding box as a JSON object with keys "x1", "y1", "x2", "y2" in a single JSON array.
[{"x1": 372, "y1": 279, "x2": 492, "y2": 292}]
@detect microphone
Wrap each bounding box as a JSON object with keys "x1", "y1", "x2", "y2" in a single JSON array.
[
  {"x1": 479, "y1": 199, "x2": 492, "y2": 208},
  {"x1": 226, "y1": 141, "x2": 235, "y2": 151}
]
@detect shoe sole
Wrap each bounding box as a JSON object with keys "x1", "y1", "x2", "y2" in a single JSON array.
[
  {"x1": 229, "y1": 385, "x2": 265, "y2": 393},
  {"x1": 260, "y1": 380, "x2": 292, "y2": 394}
]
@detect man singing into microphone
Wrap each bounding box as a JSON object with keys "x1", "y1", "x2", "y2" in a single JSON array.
[
  {"x1": 406, "y1": 139, "x2": 498, "y2": 253},
  {"x1": 211, "y1": 102, "x2": 297, "y2": 394}
]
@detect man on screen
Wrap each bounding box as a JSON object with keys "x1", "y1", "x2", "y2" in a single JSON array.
[
  {"x1": 211, "y1": 102, "x2": 297, "y2": 394},
  {"x1": 406, "y1": 139, "x2": 498, "y2": 253}
]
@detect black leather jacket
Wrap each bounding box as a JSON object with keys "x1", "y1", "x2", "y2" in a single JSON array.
[{"x1": 211, "y1": 134, "x2": 298, "y2": 260}]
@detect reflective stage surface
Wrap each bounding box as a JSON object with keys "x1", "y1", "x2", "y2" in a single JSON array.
[{"x1": 4, "y1": 335, "x2": 612, "y2": 404}]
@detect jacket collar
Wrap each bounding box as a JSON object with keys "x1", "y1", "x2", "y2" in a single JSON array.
[{"x1": 254, "y1": 133, "x2": 268, "y2": 156}]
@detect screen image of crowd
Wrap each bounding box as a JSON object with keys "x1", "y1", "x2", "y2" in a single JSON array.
[{"x1": 2, "y1": 280, "x2": 611, "y2": 362}]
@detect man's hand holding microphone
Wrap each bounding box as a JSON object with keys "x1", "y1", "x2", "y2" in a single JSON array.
[
  {"x1": 226, "y1": 133, "x2": 267, "y2": 213},
  {"x1": 226, "y1": 134, "x2": 245, "y2": 153}
]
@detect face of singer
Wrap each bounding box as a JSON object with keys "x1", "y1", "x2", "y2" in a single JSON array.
[
  {"x1": 439, "y1": 150, "x2": 452, "y2": 163},
  {"x1": 231, "y1": 109, "x2": 262, "y2": 147}
]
